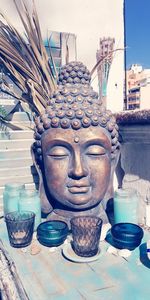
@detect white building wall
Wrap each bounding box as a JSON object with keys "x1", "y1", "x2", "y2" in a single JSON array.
[
  {"x1": 140, "y1": 84, "x2": 150, "y2": 110},
  {"x1": 143, "y1": 69, "x2": 150, "y2": 78},
  {"x1": 1, "y1": 0, "x2": 124, "y2": 113}
]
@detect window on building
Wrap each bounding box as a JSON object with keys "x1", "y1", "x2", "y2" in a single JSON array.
[{"x1": 128, "y1": 103, "x2": 140, "y2": 110}]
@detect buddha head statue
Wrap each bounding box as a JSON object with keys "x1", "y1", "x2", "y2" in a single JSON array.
[{"x1": 33, "y1": 61, "x2": 119, "y2": 225}]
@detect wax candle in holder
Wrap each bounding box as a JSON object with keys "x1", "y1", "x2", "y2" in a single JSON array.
[
  {"x1": 5, "y1": 211, "x2": 35, "y2": 248},
  {"x1": 70, "y1": 216, "x2": 103, "y2": 257}
]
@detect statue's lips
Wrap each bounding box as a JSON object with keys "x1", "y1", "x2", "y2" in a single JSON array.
[{"x1": 68, "y1": 186, "x2": 90, "y2": 194}]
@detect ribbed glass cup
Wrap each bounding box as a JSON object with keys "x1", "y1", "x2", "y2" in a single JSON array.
[
  {"x1": 70, "y1": 216, "x2": 103, "y2": 257},
  {"x1": 5, "y1": 211, "x2": 35, "y2": 248}
]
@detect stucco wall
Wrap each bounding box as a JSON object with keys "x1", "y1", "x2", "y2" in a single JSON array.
[{"x1": 140, "y1": 84, "x2": 150, "y2": 110}]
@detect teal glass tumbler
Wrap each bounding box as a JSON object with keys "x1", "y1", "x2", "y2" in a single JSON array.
[
  {"x1": 3, "y1": 183, "x2": 25, "y2": 216},
  {"x1": 19, "y1": 189, "x2": 41, "y2": 231}
]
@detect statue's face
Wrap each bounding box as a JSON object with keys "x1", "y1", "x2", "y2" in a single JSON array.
[{"x1": 41, "y1": 126, "x2": 111, "y2": 210}]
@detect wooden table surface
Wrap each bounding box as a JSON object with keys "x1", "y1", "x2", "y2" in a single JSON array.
[{"x1": 0, "y1": 220, "x2": 150, "y2": 300}]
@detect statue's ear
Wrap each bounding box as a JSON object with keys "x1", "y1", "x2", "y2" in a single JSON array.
[
  {"x1": 102, "y1": 148, "x2": 120, "y2": 208},
  {"x1": 111, "y1": 148, "x2": 121, "y2": 176},
  {"x1": 31, "y1": 147, "x2": 53, "y2": 214}
]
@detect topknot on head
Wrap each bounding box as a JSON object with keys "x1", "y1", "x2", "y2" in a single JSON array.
[
  {"x1": 47, "y1": 61, "x2": 99, "y2": 112},
  {"x1": 58, "y1": 61, "x2": 91, "y2": 85}
]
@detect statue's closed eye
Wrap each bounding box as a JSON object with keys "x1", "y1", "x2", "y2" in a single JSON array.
[
  {"x1": 47, "y1": 145, "x2": 106, "y2": 158},
  {"x1": 48, "y1": 146, "x2": 69, "y2": 158},
  {"x1": 86, "y1": 145, "x2": 106, "y2": 156}
]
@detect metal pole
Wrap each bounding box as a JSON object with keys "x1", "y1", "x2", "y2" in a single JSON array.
[{"x1": 124, "y1": 0, "x2": 127, "y2": 110}]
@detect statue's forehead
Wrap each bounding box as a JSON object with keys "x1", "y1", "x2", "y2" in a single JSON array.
[{"x1": 41, "y1": 126, "x2": 111, "y2": 147}]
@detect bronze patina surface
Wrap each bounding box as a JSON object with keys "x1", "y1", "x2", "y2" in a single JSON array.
[{"x1": 33, "y1": 61, "x2": 119, "y2": 226}]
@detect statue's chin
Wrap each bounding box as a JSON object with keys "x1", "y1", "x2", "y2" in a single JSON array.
[
  {"x1": 68, "y1": 197, "x2": 92, "y2": 206},
  {"x1": 59, "y1": 197, "x2": 100, "y2": 210},
  {"x1": 51, "y1": 188, "x2": 102, "y2": 210}
]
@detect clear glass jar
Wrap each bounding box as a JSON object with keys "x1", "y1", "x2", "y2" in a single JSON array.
[
  {"x1": 3, "y1": 183, "x2": 25, "y2": 216},
  {"x1": 145, "y1": 187, "x2": 150, "y2": 227},
  {"x1": 19, "y1": 189, "x2": 41, "y2": 231},
  {"x1": 145, "y1": 200, "x2": 150, "y2": 227},
  {"x1": 122, "y1": 174, "x2": 145, "y2": 225},
  {"x1": 113, "y1": 188, "x2": 138, "y2": 224}
]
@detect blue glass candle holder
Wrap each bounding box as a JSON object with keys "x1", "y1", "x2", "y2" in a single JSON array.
[
  {"x1": 111, "y1": 223, "x2": 144, "y2": 250},
  {"x1": 37, "y1": 220, "x2": 69, "y2": 247}
]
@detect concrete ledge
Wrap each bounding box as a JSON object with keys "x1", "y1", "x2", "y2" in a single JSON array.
[
  {"x1": 0, "y1": 139, "x2": 33, "y2": 150},
  {"x1": 0, "y1": 148, "x2": 32, "y2": 159},
  {"x1": 0, "y1": 166, "x2": 37, "y2": 177},
  {"x1": 0, "y1": 130, "x2": 34, "y2": 140},
  {"x1": 0, "y1": 157, "x2": 33, "y2": 168},
  {"x1": 0, "y1": 174, "x2": 39, "y2": 186}
]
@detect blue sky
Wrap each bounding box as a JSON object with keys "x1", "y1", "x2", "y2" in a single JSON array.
[{"x1": 125, "y1": 0, "x2": 150, "y2": 69}]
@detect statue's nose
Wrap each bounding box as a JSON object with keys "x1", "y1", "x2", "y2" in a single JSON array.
[{"x1": 68, "y1": 151, "x2": 88, "y2": 178}]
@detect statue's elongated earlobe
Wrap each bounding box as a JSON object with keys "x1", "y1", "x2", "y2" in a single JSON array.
[{"x1": 31, "y1": 147, "x2": 53, "y2": 214}]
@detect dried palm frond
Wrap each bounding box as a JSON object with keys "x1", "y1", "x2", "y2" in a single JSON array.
[
  {"x1": 90, "y1": 48, "x2": 125, "y2": 77},
  {"x1": 0, "y1": 0, "x2": 57, "y2": 116}
]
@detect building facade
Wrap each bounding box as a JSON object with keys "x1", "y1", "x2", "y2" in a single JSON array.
[{"x1": 126, "y1": 64, "x2": 150, "y2": 110}]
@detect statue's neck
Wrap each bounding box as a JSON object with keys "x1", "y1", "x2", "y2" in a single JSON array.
[
  {"x1": 54, "y1": 204, "x2": 100, "y2": 218},
  {"x1": 46, "y1": 202, "x2": 109, "y2": 228}
]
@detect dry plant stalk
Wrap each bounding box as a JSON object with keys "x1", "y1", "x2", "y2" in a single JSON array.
[
  {"x1": 0, "y1": 0, "x2": 57, "y2": 116},
  {"x1": 0, "y1": 239, "x2": 29, "y2": 300},
  {"x1": 90, "y1": 48, "x2": 125, "y2": 77}
]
